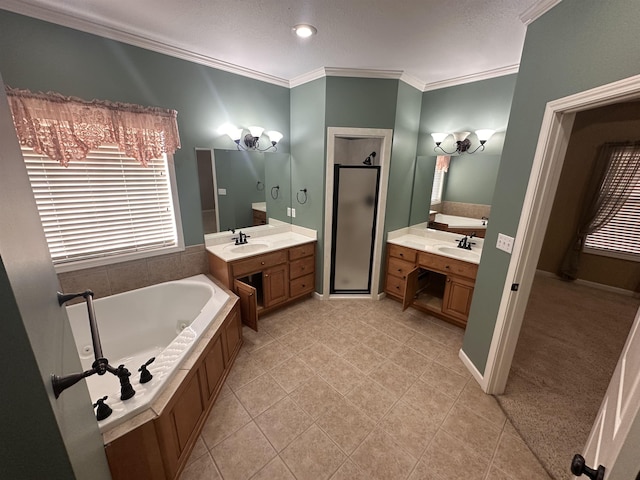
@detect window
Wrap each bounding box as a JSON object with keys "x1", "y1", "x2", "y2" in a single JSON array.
[
  {"x1": 431, "y1": 168, "x2": 445, "y2": 204},
  {"x1": 22, "y1": 145, "x2": 183, "y2": 271},
  {"x1": 584, "y1": 147, "x2": 640, "y2": 261}
]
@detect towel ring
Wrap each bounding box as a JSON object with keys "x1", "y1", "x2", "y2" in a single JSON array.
[
  {"x1": 256, "y1": 180, "x2": 265, "y2": 191},
  {"x1": 297, "y1": 188, "x2": 308, "y2": 205},
  {"x1": 271, "y1": 185, "x2": 280, "y2": 200}
]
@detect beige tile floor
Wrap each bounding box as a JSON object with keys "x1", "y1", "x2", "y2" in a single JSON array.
[{"x1": 179, "y1": 297, "x2": 551, "y2": 480}]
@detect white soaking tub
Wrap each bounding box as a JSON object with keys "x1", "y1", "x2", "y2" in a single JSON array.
[{"x1": 66, "y1": 274, "x2": 230, "y2": 432}]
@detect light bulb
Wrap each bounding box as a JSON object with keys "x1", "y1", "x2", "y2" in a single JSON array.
[
  {"x1": 248, "y1": 126, "x2": 264, "y2": 139},
  {"x1": 430, "y1": 132, "x2": 449, "y2": 145},
  {"x1": 293, "y1": 24, "x2": 317, "y2": 38},
  {"x1": 266, "y1": 130, "x2": 283, "y2": 145},
  {"x1": 475, "y1": 129, "x2": 496, "y2": 143}
]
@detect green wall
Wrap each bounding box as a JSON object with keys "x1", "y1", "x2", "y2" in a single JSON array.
[
  {"x1": 386, "y1": 82, "x2": 423, "y2": 233},
  {"x1": 213, "y1": 150, "x2": 266, "y2": 231},
  {"x1": 462, "y1": 0, "x2": 640, "y2": 374},
  {"x1": 0, "y1": 10, "x2": 290, "y2": 247},
  {"x1": 290, "y1": 78, "x2": 327, "y2": 291},
  {"x1": 417, "y1": 74, "x2": 517, "y2": 157},
  {"x1": 325, "y1": 77, "x2": 399, "y2": 129},
  {"x1": 443, "y1": 153, "x2": 501, "y2": 206}
]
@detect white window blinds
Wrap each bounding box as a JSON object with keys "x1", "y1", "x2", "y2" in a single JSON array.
[
  {"x1": 22, "y1": 145, "x2": 180, "y2": 266},
  {"x1": 431, "y1": 169, "x2": 445, "y2": 204},
  {"x1": 584, "y1": 181, "x2": 640, "y2": 257}
]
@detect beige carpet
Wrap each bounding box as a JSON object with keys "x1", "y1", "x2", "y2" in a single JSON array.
[{"x1": 495, "y1": 274, "x2": 640, "y2": 480}]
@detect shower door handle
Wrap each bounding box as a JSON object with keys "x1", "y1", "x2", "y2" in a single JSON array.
[{"x1": 571, "y1": 454, "x2": 605, "y2": 480}]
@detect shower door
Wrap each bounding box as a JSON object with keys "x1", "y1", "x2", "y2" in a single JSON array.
[{"x1": 330, "y1": 165, "x2": 381, "y2": 294}]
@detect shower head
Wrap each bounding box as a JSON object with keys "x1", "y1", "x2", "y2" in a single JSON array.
[{"x1": 363, "y1": 151, "x2": 376, "y2": 165}]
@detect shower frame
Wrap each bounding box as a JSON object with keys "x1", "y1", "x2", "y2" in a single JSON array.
[{"x1": 322, "y1": 127, "x2": 393, "y2": 299}]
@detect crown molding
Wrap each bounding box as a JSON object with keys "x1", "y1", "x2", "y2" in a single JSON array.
[
  {"x1": 0, "y1": 0, "x2": 290, "y2": 88},
  {"x1": 519, "y1": 0, "x2": 563, "y2": 26},
  {"x1": 3, "y1": 0, "x2": 525, "y2": 93},
  {"x1": 399, "y1": 73, "x2": 425, "y2": 91},
  {"x1": 422, "y1": 64, "x2": 519, "y2": 92},
  {"x1": 323, "y1": 67, "x2": 404, "y2": 80},
  {"x1": 289, "y1": 68, "x2": 327, "y2": 88},
  {"x1": 290, "y1": 67, "x2": 425, "y2": 90}
]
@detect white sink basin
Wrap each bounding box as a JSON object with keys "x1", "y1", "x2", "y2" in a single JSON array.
[
  {"x1": 436, "y1": 246, "x2": 480, "y2": 262},
  {"x1": 225, "y1": 242, "x2": 270, "y2": 254}
]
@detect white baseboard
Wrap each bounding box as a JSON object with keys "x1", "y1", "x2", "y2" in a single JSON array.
[
  {"x1": 459, "y1": 348, "x2": 486, "y2": 391},
  {"x1": 536, "y1": 269, "x2": 638, "y2": 297}
]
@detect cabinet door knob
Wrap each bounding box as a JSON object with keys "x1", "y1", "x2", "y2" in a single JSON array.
[
  {"x1": 265, "y1": 274, "x2": 269, "y2": 278},
  {"x1": 261, "y1": 261, "x2": 265, "y2": 265}
]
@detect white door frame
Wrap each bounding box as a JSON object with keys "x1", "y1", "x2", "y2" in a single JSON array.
[
  {"x1": 483, "y1": 73, "x2": 640, "y2": 395},
  {"x1": 323, "y1": 127, "x2": 393, "y2": 299}
]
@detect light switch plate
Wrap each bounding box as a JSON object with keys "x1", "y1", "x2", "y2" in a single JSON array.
[
  {"x1": 287, "y1": 207, "x2": 291, "y2": 217},
  {"x1": 291, "y1": 208, "x2": 296, "y2": 218},
  {"x1": 497, "y1": 233, "x2": 514, "y2": 254},
  {"x1": 218, "y1": 188, "x2": 227, "y2": 195}
]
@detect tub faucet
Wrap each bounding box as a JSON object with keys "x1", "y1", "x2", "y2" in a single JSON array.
[{"x1": 52, "y1": 290, "x2": 135, "y2": 401}]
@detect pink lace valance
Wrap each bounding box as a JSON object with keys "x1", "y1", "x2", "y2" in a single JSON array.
[
  {"x1": 6, "y1": 87, "x2": 181, "y2": 166},
  {"x1": 436, "y1": 155, "x2": 450, "y2": 173}
]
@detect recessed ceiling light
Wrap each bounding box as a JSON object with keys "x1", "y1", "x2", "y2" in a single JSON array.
[{"x1": 293, "y1": 24, "x2": 317, "y2": 38}]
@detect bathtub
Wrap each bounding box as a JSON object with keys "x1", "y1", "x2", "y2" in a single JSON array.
[
  {"x1": 66, "y1": 274, "x2": 230, "y2": 432},
  {"x1": 433, "y1": 213, "x2": 488, "y2": 229}
]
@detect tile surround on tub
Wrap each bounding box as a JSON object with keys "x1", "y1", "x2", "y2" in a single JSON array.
[{"x1": 58, "y1": 244, "x2": 209, "y2": 300}]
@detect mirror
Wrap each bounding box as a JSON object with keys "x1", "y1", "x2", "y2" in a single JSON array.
[
  {"x1": 409, "y1": 153, "x2": 499, "y2": 233},
  {"x1": 196, "y1": 149, "x2": 291, "y2": 235}
]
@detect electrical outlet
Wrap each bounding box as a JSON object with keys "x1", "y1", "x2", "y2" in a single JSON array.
[
  {"x1": 218, "y1": 188, "x2": 227, "y2": 195},
  {"x1": 287, "y1": 207, "x2": 291, "y2": 217},
  {"x1": 291, "y1": 208, "x2": 296, "y2": 218},
  {"x1": 496, "y1": 233, "x2": 514, "y2": 254}
]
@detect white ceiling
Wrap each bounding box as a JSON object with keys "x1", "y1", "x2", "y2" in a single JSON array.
[{"x1": 1, "y1": 0, "x2": 557, "y2": 89}]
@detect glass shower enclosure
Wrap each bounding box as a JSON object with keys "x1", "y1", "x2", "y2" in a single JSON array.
[{"x1": 330, "y1": 164, "x2": 381, "y2": 294}]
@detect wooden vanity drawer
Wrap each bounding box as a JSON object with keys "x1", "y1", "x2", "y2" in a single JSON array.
[
  {"x1": 387, "y1": 256, "x2": 415, "y2": 280},
  {"x1": 418, "y1": 251, "x2": 478, "y2": 279},
  {"x1": 388, "y1": 244, "x2": 417, "y2": 263},
  {"x1": 289, "y1": 243, "x2": 315, "y2": 260},
  {"x1": 385, "y1": 274, "x2": 406, "y2": 298},
  {"x1": 232, "y1": 250, "x2": 287, "y2": 277},
  {"x1": 290, "y1": 256, "x2": 314, "y2": 280},
  {"x1": 290, "y1": 273, "x2": 314, "y2": 297}
]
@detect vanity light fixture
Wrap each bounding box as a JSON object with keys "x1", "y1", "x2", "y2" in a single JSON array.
[
  {"x1": 293, "y1": 24, "x2": 317, "y2": 38},
  {"x1": 431, "y1": 130, "x2": 495, "y2": 155},
  {"x1": 218, "y1": 123, "x2": 283, "y2": 152}
]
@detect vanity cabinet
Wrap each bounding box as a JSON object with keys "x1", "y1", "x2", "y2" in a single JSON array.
[
  {"x1": 384, "y1": 243, "x2": 478, "y2": 328},
  {"x1": 209, "y1": 241, "x2": 316, "y2": 330},
  {"x1": 252, "y1": 208, "x2": 267, "y2": 226}
]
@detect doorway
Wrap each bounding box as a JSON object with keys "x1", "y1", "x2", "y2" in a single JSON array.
[
  {"x1": 330, "y1": 164, "x2": 381, "y2": 293},
  {"x1": 494, "y1": 101, "x2": 640, "y2": 479},
  {"x1": 484, "y1": 73, "x2": 640, "y2": 395},
  {"x1": 323, "y1": 127, "x2": 393, "y2": 299}
]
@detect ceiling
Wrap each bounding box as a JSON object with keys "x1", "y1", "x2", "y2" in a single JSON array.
[{"x1": 2, "y1": 0, "x2": 556, "y2": 90}]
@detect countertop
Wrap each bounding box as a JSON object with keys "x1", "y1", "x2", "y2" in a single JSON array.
[
  {"x1": 387, "y1": 224, "x2": 484, "y2": 264},
  {"x1": 206, "y1": 229, "x2": 316, "y2": 262}
]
